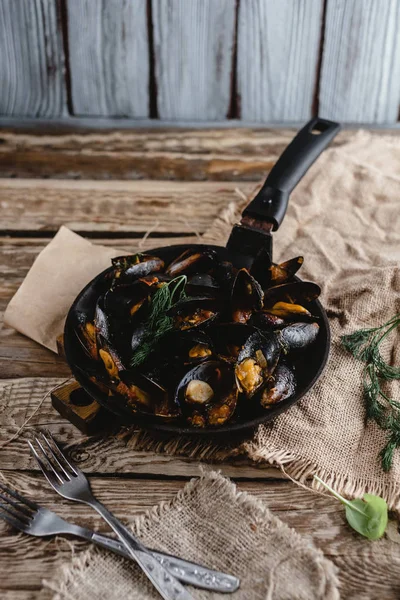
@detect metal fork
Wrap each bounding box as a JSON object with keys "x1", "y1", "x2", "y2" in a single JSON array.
[
  {"x1": 0, "y1": 481, "x2": 238, "y2": 593},
  {"x1": 29, "y1": 431, "x2": 195, "y2": 600}
]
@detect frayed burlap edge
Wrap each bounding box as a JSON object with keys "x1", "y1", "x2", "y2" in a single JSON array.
[
  {"x1": 245, "y1": 440, "x2": 400, "y2": 513},
  {"x1": 43, "y1": 470, "x2": 340, "y2": 600}
]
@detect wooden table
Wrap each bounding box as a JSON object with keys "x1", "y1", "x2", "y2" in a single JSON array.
[{"x1": 1, "y1": 127, "x2": 399, "y2": 600}]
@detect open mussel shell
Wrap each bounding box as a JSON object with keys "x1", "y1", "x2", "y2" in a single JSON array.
[
  {"x1": 159, "y1": 329, "x2": 214, "y2": 366},
  {"x1": 167, "y1": 296, "x2": 219, "y2": 330},
  {"x1": 103, "y1": 280, "x2": 155, "y2": 321},
  {"x1": 231, "y1": 268, "x2": 264, "y2": 323},
  {"x1": 208, "y1": 323, "x2": 258, "y2": 361},
  {"x1": 112, "y1": 253, "x2": 164, "y2": 284},
  {"x1": 250, "y1": 247, "x2": 272, "y2": 289},
  {"x1": 235, "y1": 331, "x2": 281, "y2": 398},
  {"x1": 175, "y1": 360, "x2": 238, "y2": 427},
  {"x1": 211, "y1": 260, "x2": 238, "y2": 291},
  {"x1": 186, "y1": 273, "x2": 220, "y2": 297},
  {"x1": 165, "y1": 248, "x2": 216, "y2": 277},
  {"x1": 118, "y1": 370, "x2": 180, "y2": 419},
  {"x1": 270, "y1": 256, "x2": 304, "y2": 285},
  {"x1": 263, "y1": 281, "x2": 321, "y2": 308},
  {"x1": 260, "y1": 362, "x2": 296, "y2": 408},
  {"x1": 74, "y1": 318, "x2": 99, "y2": 361},
  {"x1": 264, "y1": 301, "x2": 312, "y2": 321},
  {"x1": 280, "y1": 322, "x2": 320, "y2": 352}
]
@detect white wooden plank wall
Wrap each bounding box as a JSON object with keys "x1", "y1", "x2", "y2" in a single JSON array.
[
  {"x1": 67, "y1": 0, "x2": 149, "y2": 117},
  {"x1": 237, "y1": 0, "x2": 323, "y2": 122},
  {"x1": 0, "y1": 0, "x2": 66, "y2": 117},
  {"x1": 152, "y1": 0, "x2": 236, "y2": 120},
  {"x1": 319, "y1": 0, "x2": 400, "y2": 123},
  {"x1": 0, "y1": 0, "x2": 400, "y2": 124}
]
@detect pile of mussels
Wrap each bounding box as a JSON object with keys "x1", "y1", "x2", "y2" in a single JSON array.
[{"x1": 76, "y1": 249, "x2": 321, "y2": 428}]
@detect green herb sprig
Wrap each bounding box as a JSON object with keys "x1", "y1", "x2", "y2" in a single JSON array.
[
  {"x1": 314, "y1": 475, "x2": 388, "y2": 540},
  {"x1": 130, "y1": 275, "x2": 187, "y2": 367},
  {"x1": 341, "y1": 313, "x2": 400, "y2": 471}
]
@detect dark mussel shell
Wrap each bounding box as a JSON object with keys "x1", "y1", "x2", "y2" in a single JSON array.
[
  {"x1": 165, "y1": 249, "x2": 216, "y2": 277},
  {"x1": 280, "y1": 322, "x2": 320, "y2": 352},
  {"x1": 208, "y1": 323, "x2": 258, "y2": 361},
  {"x1": 167, "y1": 296, "x2": 219, "y2": 330},
  {"x1": 118, "y1": 370, "x2": 180, "y2": 419},
  {"x1": 249, "y1": 311, "x2": 286, "y2": 330},
  {"x1": 112, "y1": 253, "x2": 164, "y2": 284},
  {"x1": 212, "y1": 260, "x2": 238, "y2": 291},
  {"x1": 263, "y1": 281, "x2": 321, "y2": 308},
  {"x1": 175, "y1": 361, "x2": 238, "y2": 427},
  {"x1": 159, "y1": 329, "x2": 214, "y2": 366},
  {"x1": 103, "y1": 280, "x2": 155, "y2": 321},
  {"x1": 260, "y1": 362, "x2": 296, "y2": 407},
  {"x1": 250, "y1": 247, "x2": 272, "y2": 289},
  {"x1": 186, "y1": 274, "x2": 220, "y2": 297},
  {"x1": 231, "y1": 269, "x2": 264, "y2": 324},
  {"x1": 270, "y1": 256, "x2": 304, "y2": 285},
  {"x1": 235, "y1": 331, "x2": 281, "y2": 398},
  {"x1": 74, "y1": 318, "x2": 99, "y2": 361}
]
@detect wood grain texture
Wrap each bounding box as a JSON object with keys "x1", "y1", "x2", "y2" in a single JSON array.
[
  {"x1": 66, "y1": 0, "x2": 149, "y2": 117},
  {"x1": 319, "y1": 0, "x2": 400, "y2": 123},
  {"x1": 0, "y1": 127, "x2": 352, "y2": 180},
  {"x1": 237, "y1": 0, "x2": 323, "y2": 121},
  {"x1": 1, "y1": 473, "x2": 400, "y2": 598},
  {"x1": 0, "y1": 0, "x2": 66, "y2": 117},
  {"x1": 0, "y1": 179, "x2": 252, "y2": 233},
  {"x1": 152, "y1": 0, "x2": 235, "y2": 120}
]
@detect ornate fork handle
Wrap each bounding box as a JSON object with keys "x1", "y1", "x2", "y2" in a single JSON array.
[{"x1": 90, "y1": 532, "x2": 238, "y2": 592}]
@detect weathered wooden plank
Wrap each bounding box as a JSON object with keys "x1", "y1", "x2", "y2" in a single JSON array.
[
  {"x1": 152, "y1": 0, "x2": 236, "y2": 120},
  {"x1": 0, "y1": 127, "x2": 353, "y2": 180},
  {"x1": 0, "y1": 179, "x2": 251, "y2": 233},
  {"x1": 66, "y1": 0, "x2": 149, "y2": 117},
  {"x1": 319, "y1": 0, "x2": 400, "y2": 123},
  {"x1": 0, "y1": 0, "x2": 66, "y2": 117},
  {"x1": 237, "y1": 0, "x2": 323, "y2": 121},
  {"x1": 1, "y1": 473, "x2": 400, "y2": 598}
]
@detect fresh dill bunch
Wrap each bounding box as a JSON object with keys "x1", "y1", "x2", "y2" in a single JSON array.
[
  {"x1": 130, "y1": 275, "x2": 187, "y2": 367},
  {"x1": 341, "y1": 312, "x2": 400, "y2": 471}
]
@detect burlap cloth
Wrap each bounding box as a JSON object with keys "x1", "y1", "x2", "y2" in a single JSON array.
[
  {"x1": 45, "y1": 471, "x2": 339, "y2": 600},
  {"x1": 2, "y1": 130, "x2": 400, "y2": 597}
]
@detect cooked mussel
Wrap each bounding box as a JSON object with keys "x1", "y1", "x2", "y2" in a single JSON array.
[
  {"x1": 250, "y1": 247, "x2": 272, "y2": 288},
  {"x1": 212, "y1": 260, "x2": 237, "y2": 291},
  {"x1": 249, "y1": 311, "x2": 286, "y2": 330},
  {"x1": 175, "y1": 361, "x2": 238, "y2": 427},
  {"x1": 74, "y1": 319, "x2": 99, "y2": 361},
  {"x1": 208, "y1": 323, "x2": 257, "y2": 361},
  {"x1": 159, "y1": 329, "x2": 214, "y2": 366},
  {"x1": 265, "y1": 301, "x2": 311, "y2": 320},
  {"x1": 261, "y1": 362, "x2": 296, "y2": 407},
  {"x1": 165, "y1": 249, "x2": 216, "y2": 277},
  {"x1": 280, "y1": 322, "x2": 320, "y2": 352},
  {"x1": 231, "y1": 269, "x2": 264, "y2": 323},
  {"x1": 167, "y1": 296, "x2": 219, "y2": 330},
  {"x1": 263, "y1": 281, "x2": 321, "y2": 307},
  {"x1": 235, "y1": 331, "x2": 281, "y2": 398},
  {"x1": 270, "y1": 256, "x2": 304, "y2": 285},
  {"x1": 186, "y1": 274, "x2": 220, "y2": 297},
  {"x1": 112, "y1": 253, "x2": 164, "y2": 284},
  {"x1": 103, "y1": 280, "x2": 155, "y2": 321}
]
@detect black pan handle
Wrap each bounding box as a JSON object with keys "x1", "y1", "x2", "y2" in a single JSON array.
[{"x1": 242, "y1": 118, "x2": 341, "y2": 231}]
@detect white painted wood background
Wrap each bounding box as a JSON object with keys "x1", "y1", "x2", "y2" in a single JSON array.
[{"x1": 0, "y1": 0, "x2": 399, "y2": 123}]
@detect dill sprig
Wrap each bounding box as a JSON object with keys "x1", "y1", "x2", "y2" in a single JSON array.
[
  {"x1": 130, "y1": 275, "x2": 187, "y2": 367},
  {"x1": 341, "y1": 313, "x2": 400, "y2": 471}
]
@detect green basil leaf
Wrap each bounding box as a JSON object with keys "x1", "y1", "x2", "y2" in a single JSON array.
[{"x1": 345, "y1": 495, "x2": 388, "y2": 540}]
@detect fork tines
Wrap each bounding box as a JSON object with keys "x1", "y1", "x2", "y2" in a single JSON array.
[
  {"x1": 0, "y1": 481, "x2": 36, "y2": 531},
  {"x1": 28, "y1": 431, "x2": 79, "y2": 485}
]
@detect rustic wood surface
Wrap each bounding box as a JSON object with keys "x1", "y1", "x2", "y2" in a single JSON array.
[
  {"x1": 237, "y1": 0, "x2": 323, "y2": 122},
  {"x1": 319, "y1": 0, "x2": 400, "y2": 124},
  {"x1": 1, "y1": 127, "x2": 400, "y2": 599},
  {"x1": 67, "y1": 0, "x2": 149, "y2": 117},
  {"x1": 2, "y1": 0, "x2": 400, "y2": 125},
  {"x1": 0, "y1": 0, "x2": 65, "y2": 117},
  {"x1": 152, "y1": 0, "x2": 236, "y2": 120}
]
